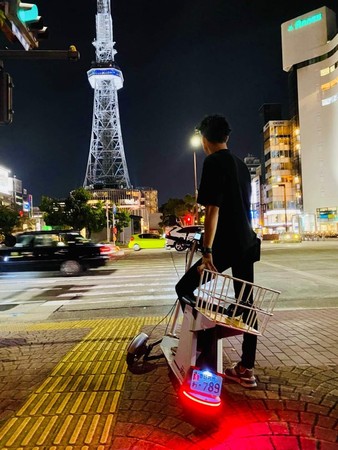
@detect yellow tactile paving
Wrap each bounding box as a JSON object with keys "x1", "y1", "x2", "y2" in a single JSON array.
[{"x1": 0, "y1": 316, "x2": 161, "y2": 448}]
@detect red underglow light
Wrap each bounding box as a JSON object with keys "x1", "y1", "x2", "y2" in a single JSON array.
[{"x1": 181, "y1": 389, "x2": 221, "y2": 408}]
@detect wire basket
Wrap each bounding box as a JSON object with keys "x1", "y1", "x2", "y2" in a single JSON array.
[{"x1": 195, "y1": 270, "x2": 281, "y2": 336}]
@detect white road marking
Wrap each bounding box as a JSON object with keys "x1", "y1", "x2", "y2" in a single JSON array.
[{"x1": 261, "y1": 261, "x2": 338, "y2": 286}]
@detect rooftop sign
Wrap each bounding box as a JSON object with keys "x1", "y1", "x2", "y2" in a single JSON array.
[{"x1": 287, "y1": 13, "x2": 322, "y2": 32}]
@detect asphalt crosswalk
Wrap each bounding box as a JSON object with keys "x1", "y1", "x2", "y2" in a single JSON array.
[{"x1": 0, "y1": 249, "x2": 191, "y2": 320}]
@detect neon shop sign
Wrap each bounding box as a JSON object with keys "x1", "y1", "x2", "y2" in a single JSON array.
[{"x1": 287, "y1": 13, "x2": 322, "y2": 32}]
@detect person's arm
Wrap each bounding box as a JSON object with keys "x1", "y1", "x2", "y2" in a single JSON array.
[{"x1": 198, "y1": 204, "x2": 219, "y2": 273}]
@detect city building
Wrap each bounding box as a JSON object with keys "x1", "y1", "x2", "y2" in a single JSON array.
[
  {"x1": 9, "y1": 176, "x2": 23, "y2": 210},
  {"x1": 258, "y1": 104, "x2": 283, "y2": 184},
  {"x1": 88, "y1": 187, "x2": 159, "y2": 241},
  {"x1": 243, "y1": 154, "x2": 261, "y2": 179},
  {"x1": 90, "y1": 188, "x2": 158, "y2": 216},
  {"x1": 0, "y1": 165, "x2": 11, "y2": 205},
  {"x1": 281, "y1": 6, "x2": 338, "y2": 233},
  {"x1": 0, "y1": 165, "x2": 26, "y2": 211},
  {"x1": 261, "y1": 120, "x2": 301, "y2": 232}
]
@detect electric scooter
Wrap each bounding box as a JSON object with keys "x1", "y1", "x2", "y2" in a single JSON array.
[{"x1": 126, "y1": 235, "x2": 280, "y2": 410}]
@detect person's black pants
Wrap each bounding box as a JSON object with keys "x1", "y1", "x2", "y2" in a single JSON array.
[{"x1": 175, "y1": 251, "x2": 257, "y2": 369}]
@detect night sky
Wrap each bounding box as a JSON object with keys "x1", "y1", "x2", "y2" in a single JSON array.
[{"x1": 0, "y1": 0, "x2": 337, "y2": 207}]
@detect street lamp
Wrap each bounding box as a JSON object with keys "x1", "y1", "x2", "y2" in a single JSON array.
[
  {"x1": 190, "y1": 134, "x2": 200, "y2": 224},
  {"x1": 105, "y1": 201, "x2": 110, "y2": 242}
]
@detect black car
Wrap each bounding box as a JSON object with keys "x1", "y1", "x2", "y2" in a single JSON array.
[{"x1": 0, "y1": 230, "x2": 108, "y2": 275}]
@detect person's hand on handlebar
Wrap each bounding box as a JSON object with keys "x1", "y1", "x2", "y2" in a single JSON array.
[{"x1": 197, "y1": 253, "x2": 217, "y2": 274}]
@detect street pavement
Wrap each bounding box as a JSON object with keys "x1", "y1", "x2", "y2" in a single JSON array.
[{"x1": 0, "y1": 242, "x2": 337, "y2": 449}]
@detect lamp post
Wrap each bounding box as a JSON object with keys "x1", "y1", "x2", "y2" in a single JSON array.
[
  {"x1": 105, "y1": 201, "x2": 110, "y2": 242},
  {"x1": 278, "y1": 183, "x2": 287, "y2": 232},
  {"x1": 190, "y1": 134, "x2": 200, "y2": 224}
]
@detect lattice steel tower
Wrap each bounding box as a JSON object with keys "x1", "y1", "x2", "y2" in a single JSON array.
[{"x1": 84, "y1": 0, "x2": 131, "y2": 189}]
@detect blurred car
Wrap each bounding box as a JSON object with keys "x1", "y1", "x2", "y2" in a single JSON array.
[
  {"x1": 277, "y1": 232, "x2": 302, "y2": 243},
  {"x1": 165, "y1": 225, "x2": 204, "y2": 251},
  {"x1": 0, "y1": 230, "x2": 108, "y2": 275},
  {"x1": 98, "y1": 243, "x2": 122, "y2": 259},
  {"x1": 128, "y1": 233, "x2": 166, "y2": 251}
]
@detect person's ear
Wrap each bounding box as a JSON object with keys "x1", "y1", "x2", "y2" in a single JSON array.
[{"x1": 201, "y1": 136, "x2": 209, "y2": 152}]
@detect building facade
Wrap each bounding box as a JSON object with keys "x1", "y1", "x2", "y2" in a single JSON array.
[
  {"x1": 281, "y1": 6, "x2": 338, "y2": 233},
  {"x1": 0, "y1": 165, "x2": 25, "y2": 211},
  {"x1": 88, "y1": 187, "x2": 159, "y2": 240},
  {"x1": 0, "y1": 165, "x2": 11, "y2": 206},
  {"x1": 261, "y1": 120, "x2": 301, "y2": 232}
]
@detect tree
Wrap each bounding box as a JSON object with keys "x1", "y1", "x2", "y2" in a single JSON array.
[
  {"x1": 65, "y1": 188, "x2": 107, "y2": 237},
  {"x1": 159, "y1": 194, "x2": 195, "y2": 226},
  {"x1": 0, "y1": 204, "x2": 20, "y2": 245},
  {"x1": 0, "y1": 204, "x2": 20, "y2": 234},
  {"x1": 64, "y1": 188, "x2": 93, "y2": 231},
  {"x1": 86, "y1": 201, "x2": 106, "y2": 234},
  {"x1": 114, "y1": 209, "x2": 130, "y2": 233},
  {"x1": 40, "y1": 188, "x2": 106, "y2": 237},
  {"x1": 40, "y1": 196, "x2": 66, "y2": 228}
]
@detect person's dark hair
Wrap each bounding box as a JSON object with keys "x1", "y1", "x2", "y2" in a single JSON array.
[{"x1": 196, "y1": 114, "x2": 231, "y2": 143}]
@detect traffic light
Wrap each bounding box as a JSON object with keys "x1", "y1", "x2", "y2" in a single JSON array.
[
  {"x1": 6, "y1": 1, "x2": 48, "y2": 50},
  {"x1": 18, "y1": 3, "x2": 48, "y2": 42},
  {"x1": 183, "y1": 214, "x2": 193, "y2": 226},
  {"x1": 0, "y1": 68, "x2": 14, "y2": 125},
  {"x1": 17, "y1": 2, "x2": 38, "y2": 22}
]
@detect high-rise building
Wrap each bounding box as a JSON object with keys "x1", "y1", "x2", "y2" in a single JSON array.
[
  {"x1": 258, "y1": 104, "x2": 283, "y2": 184},
  {"x1": 0, "y1": 165, "x2": 11, "y2": 206},
  {"x1": 281, "y1": 6, "x2": 338, "y2": 233},
  {"x1": 262, "y1": 120, "x2": 301, "y2": 231},
  {"x1": 243, "y1": 154, "x2": 261, "y2": 179}
]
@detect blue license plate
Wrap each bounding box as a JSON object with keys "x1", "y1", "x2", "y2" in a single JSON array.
[{"x1": 190, "y1": 369, "x2": 223, "y2": 396}]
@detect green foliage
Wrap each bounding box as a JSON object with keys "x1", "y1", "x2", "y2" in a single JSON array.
[
  {"x1": 159, "y1": 194, "x2": 195, "y2": 226},
  {"x1": 40, "y1": 188, "x2": 106, "y2": 237},
  {"x1": 65, "y1": 188, "x2": 97, "y2": 232},
  {"x1": 114, "y1": 210, "x2": 131, "y2": 233},
  {"x1": 0, "y1": 204, "x2": 20, "y2": 235},
  {"x1": 87, "y1": 201, "x2": 106, "y2": 233},
  {"x1": 39, "y1": 188, "x2": 133, "y2": 238},
  {"x1": 39, "y1": 196, "x2": 66, "y2": 228}
]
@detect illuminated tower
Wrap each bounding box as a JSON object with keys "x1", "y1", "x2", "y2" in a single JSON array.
[{"x1": 84, "y1": 0, "x2": 131, "y2": 189}]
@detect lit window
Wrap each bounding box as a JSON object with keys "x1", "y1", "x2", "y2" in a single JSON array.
[
  {"x1": 320, "y1": 61, "x2": 338, "y2": 76},
  {"x1": 322, "y1": 94, "x2": 338, "y2": 106},
  {"x1": 321, "y1": 76, "x2": 338, "y2": 91}
]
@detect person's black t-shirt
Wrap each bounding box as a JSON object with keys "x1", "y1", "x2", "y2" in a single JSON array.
[{"x1": 197, "y1": 149, "x2": 258, "y2": 259}]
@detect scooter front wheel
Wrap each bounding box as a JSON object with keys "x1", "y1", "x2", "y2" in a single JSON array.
[{"x1": 126, "y1": 332, "x2": 149, "y2": 367}]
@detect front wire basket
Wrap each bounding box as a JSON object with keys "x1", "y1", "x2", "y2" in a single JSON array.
[{"x1": 195, "y1": 270, "x2": 281, "y2": 336}]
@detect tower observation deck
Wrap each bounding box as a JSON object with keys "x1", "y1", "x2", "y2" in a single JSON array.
[{"x1": 83, "y1": 0, "x2": 131, "y2": 189}]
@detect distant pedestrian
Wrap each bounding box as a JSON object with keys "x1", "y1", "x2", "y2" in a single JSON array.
[{"x1": 175, "y1": 114, "x2": 261, "y2": 388}]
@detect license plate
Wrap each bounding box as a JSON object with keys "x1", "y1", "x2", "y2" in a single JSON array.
[{"x1": 190, "y1": 369, "x2": 223, "y2": 397}]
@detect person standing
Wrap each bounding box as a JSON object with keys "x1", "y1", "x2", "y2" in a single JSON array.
[{"x1": 175, "y1": 114, "x2": 261, "y2": 388}]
